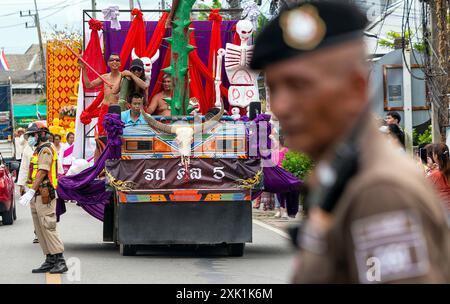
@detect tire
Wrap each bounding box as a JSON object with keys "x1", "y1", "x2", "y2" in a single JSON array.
[
  {"x1": 1, "y1": 206, "x2": 14, "y2": 225},
  {"x1": 227, "y1": 243, "x2": 245, "y2": 257},
  {"x1": 13, "y1": 205, "x2": 16, "y2": 221},
  {"x1": 120, "y1": 244, "x2": 137, "y2": 256}
]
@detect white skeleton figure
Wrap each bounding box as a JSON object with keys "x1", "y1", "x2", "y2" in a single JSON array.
[
  {"x1": 223, "y1": 20, "x2": 260, "y2": 113},
  {"x1": 131, "y1": 48, "x2": 160, "y2": 85}
]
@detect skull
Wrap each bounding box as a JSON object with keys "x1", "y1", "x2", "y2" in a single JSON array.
[
  {"x1": 175, "y1": 127, "x2": 194, "y2": 159},
  {"x1": 131, "y1": 48, "x2": 160, "y2": 81},
  {"x1": 236, "y1": 20, "x2": 254, "y2": 42}
]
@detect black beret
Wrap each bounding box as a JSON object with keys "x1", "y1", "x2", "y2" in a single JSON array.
[{"x1": 250, "y1": 1, "x2": 368, "y2": 70}]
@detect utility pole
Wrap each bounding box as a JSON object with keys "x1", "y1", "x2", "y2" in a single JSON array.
[
  {"x1": 20, "y1": 0, "x2": 46, "y2": 94},
  {"x1": 403, "y1": 48, "x2": 413, "y2": 156},
  {"x1": 429, "y1": 0, "x2": 449, "y2": 143},
  {"x1": 91, "y1": 0, "x2": 97, "y2": 19},
  {"x1": 129, "y1": 0, "x2": 134, "y2": 20}
]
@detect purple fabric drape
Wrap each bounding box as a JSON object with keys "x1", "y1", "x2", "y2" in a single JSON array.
[
  {"x1": 56, "y1": 114, "x2": 124, "y2": 221},
  {"x1": 103, "y1": 20, "x2": 236, "y2": 99}
]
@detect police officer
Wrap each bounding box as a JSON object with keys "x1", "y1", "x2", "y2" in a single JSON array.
[
  {"x1": 251, "y1": 1, "x2": 450, "y2": 283},
  {"x1": 20, "y1": 122, "x2": 68, "y2": 274}
]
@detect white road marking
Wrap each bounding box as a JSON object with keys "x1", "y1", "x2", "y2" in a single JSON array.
[{"x1": 253, "y1": 219, "x2": 291, "y2": 240}]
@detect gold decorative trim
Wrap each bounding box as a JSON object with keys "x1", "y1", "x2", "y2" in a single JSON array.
[
  {"x1": 236, "y1": 170, "x2": 263, "y2": 189},
  {"x1": 105, "y1": 169, "x2": 137, "y2": 191}
]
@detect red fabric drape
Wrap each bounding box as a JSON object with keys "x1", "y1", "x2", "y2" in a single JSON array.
[
  {"x1": 82, "y1": 19, "x2": 106, "y2": 93},
  {"x1": 189, "y1": 50, "x2": 228, "y2": 104},
  {"x1": 143, "y1": 11, "x2": 169, "y2": 105},
  {"x1": 121, "y1": 9, "x2": 147, "y2": 59},
  {"x1": 232, "y1": 24, "x2": 241, "y2": 45},
  {"x1": 204, "y1": 9, "x2": 222, "y2": 110},
  {"x1": 188, "y1": 32, "x2": 207, "y2": 113},
  {"x1": 80, "y1": 18, "x2": 106, "y2": 127},
  {"x1": 80, "y1": 91, "x2": 104, "y2": 125},
  {"x1": 145, "y1": 12, "x2": 169, "y2": 58}
]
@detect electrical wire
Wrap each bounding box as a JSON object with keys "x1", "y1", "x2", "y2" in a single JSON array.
[
  {"x1": 0, "y1": 0, "x2": 89, "y2": 29},
  {"x1": 401, "y1": 0, "x2": 425, "y2": 80},
  {"x1": 371, "y1": 0, "x2": 391, "y2": 56}
]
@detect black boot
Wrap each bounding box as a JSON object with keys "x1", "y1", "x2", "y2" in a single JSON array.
[
  {"x1": 49, "y1": 253, "x2": 68, "y2": 274},
  {"x1": 32, "y1": 254, "x2": 56, "y2": 273}
]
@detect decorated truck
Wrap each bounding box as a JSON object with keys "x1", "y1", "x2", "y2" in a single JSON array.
[
  {"x1": 56, "y1": 3, "x2": 268, "y2": 257},
  {"x1": 103, "y1": 114, "x2": 262, "y2": 256}
]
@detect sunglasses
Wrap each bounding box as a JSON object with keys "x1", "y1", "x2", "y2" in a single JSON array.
[
  {"x1": 131, "y1": 67, "x2": 143, "y2": 72},
  {"x1": 109, "y1": 58, "x2": 120, "y2": 62}
]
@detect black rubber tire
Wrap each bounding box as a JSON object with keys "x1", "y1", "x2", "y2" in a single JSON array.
[
  {"x1": 227, "y1": 243, "x2": 245, "y2": 257},
  {"x1": 1, "y1": 206, "x2": 14, "y2": 225},
  {"x1": 13, "y1": 205, "x2": 16, "y2": 221},
  {"x1": 120, "y1": 244, "x2": 137, "y2": 256}
]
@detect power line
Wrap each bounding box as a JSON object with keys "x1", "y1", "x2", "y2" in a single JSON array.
[
  {"x1": 0, "y1": 0, "x2": 89, "y2": 30},
  {"x1": 0, "y1": 0, "x2": 71, "y2": 18}
]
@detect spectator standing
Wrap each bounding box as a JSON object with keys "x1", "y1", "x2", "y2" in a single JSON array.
[
  {"x1": 427, "y1": 143, "x2": 450, "y2": 214},
  {"x1": 59, "y1": 132, "x2": 75, "y2": 175}
]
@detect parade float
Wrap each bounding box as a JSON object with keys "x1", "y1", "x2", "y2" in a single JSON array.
[{"x1": 54, "y1": 4, "x2": 301, "y2": 257}]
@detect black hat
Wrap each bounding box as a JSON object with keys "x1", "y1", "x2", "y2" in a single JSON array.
[
  {"x1": 130, "y1": 58, "x2": 144, "y2": 70},
  {"x1": 25, "y1": 121, "x2": 49, "y2": 135},
  {"x1": 250, "y1": 1, "x2": 368, "y2": 70}
]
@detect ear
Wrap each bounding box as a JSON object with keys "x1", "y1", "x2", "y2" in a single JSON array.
[
  {"x1": 131, "y1": 48, "x2": 139, "y2": 60},
  {"x1": 150, "y1": 49, "x2": 160, "y2": 64}
]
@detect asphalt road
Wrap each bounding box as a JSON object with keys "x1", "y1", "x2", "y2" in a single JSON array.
[{"x1": 0, "y1": 193, "x2": 297, "y2": 284}]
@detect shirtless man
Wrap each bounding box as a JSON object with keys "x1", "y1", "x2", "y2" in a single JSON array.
[
  {"x1": 79, "y1": 53, "x2": 123, "y2": 106},
  {"x1": 148, "y1": 74, "x2": 172, "y2": 116}
]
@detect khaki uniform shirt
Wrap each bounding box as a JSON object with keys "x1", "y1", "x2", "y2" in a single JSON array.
[
  {"x1": 37, "y1": 143, "x2": 53, "y2": 174},
  {"x1": 293, "y1": 117, "x2": 450, "y2": 283}
]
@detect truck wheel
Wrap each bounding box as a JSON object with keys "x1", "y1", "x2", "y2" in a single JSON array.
[
  {"x1": 227, "y1": 243, "x2": 245, "y2": 257},
  {"x1": 120, "y1": 244, "x2": 137, "y2": 256},
  {"x1": 2, "y1": 206, "x2": 14, "y2": 225}
]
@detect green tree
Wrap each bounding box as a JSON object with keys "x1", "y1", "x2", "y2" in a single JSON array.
[
  {"x1": 281, "y1": 151, "x2": 313, "y2": 181},
  {"x1": 413, "y1": 125, "x2": 432, "y2": 146},
  {"x1": 378, "y1": 30, "x2": 426, "y2": 53},
  {"x1": 196, "y1": 0, "x2": 222, "y2": 21}
]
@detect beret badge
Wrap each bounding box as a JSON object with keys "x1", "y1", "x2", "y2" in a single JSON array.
[{"x1": 280, "y1": 5, "x2": 326, "y2": 51}]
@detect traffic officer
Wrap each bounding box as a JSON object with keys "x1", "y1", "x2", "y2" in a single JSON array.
[
  {"x1": 251, "y1": 1, "x2": 450, "y2": 283},
  {"x1": 19, "y1": 122, "x2": 68, "y2": 274}
]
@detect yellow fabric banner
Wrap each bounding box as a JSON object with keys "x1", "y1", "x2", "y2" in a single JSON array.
[{"x1": 46, "y1": 40, "x2": 80, "y2": 130}]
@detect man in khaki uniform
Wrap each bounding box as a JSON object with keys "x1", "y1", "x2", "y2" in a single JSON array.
[
  {"x1": 250, "y1": 1, "x2": 450, "y2": 283},
  {"x1": 19, "y1": 122, "x2": 68, "y2": 274}
]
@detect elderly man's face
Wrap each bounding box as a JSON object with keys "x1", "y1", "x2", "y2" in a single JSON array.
[{"x1": 265, "y1": 43, "x2": 368, "y2": 159}]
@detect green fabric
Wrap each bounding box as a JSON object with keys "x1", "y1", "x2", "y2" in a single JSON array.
[
  {"x1": 118, "y1": 78, "x2": 131, "y2": 111},
  {"x1": 13, "y1": 105, "x2": 47, "y2": 118}
]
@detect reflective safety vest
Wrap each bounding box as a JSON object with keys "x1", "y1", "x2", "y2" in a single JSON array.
[{"x1": 27, "y1": 143, "x2": 58, "y2": 189}]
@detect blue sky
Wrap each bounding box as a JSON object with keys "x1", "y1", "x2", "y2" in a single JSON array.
[{"x1": 0, "y1": 0, "x2": 168, "y2": 54}]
